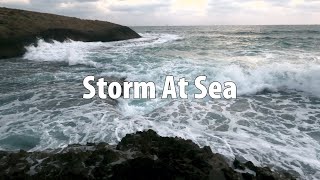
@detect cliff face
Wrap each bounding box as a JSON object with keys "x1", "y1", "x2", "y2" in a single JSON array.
[
  {"x1": 0, "y1": 130, "x2": 295, "y2": 180},
  {"x1": 0, "y1": 7, "x2": 141, "y2": 59}
]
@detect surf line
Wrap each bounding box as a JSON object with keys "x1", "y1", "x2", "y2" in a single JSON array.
[{"x1": 83, "y1": 76, "x2": 237, "y2": 100}]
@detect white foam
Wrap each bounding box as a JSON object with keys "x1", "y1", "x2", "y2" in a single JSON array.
[
  {"x1": 214, "y1": 62, "x2": 320, "y2": 97},
  {"x1": 23, "y1": 39, "x2": 102, "y2": 66},
  {"x1": 23, "y1": 33, "x2": 182, "y2": 66},
  {"x1": 10, "y1": 32, "x2": 320, "y2": 179},
  {"x1": 23, "y1": 34, "x2": 320, "y2": 97}
]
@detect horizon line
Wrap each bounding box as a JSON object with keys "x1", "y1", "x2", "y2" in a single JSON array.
[{"x1": 130, "y1": 24, "x2": 320, "y2": 27}]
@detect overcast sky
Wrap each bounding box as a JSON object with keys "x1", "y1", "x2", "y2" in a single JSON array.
[{"x1": 0, "y1": 0, "x2": 319, "y2": 26}]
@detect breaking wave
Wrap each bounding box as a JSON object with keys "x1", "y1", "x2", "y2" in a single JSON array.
[
  {"x1": 23, "y1": 34, "x2": 320, "y2": 98},
  {"x1": 23, "y1": 33, "x2": 182, "y2": 66},
  {"x1": 3, "y1": 28, "x2": 319, "y2": 179}
]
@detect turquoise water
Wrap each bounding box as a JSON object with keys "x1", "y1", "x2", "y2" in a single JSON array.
[{"x1": 0, "y1": 26, "x2": 320, "y2": 179}]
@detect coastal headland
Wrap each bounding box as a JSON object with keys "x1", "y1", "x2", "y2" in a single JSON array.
[{"x1": 0, "y1": 7, "x2": 141, "y2": 59}]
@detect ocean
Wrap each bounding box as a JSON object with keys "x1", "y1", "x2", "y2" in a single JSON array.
[{"x1": 0, "y1": 25, "x2": 319, "y2": 179}]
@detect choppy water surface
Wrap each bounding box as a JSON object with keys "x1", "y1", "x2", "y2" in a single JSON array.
[{"x1": 0, "y1": 26, "x2": 320, "y2": 179}]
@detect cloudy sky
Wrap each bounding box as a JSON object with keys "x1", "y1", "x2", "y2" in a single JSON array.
[{"x1": 0, "y1": 0, "x2": 319, "y2": 25}]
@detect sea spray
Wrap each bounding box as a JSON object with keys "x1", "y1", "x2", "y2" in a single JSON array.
[{"x1": 1, "y1": 26, "x2": 320, "y2": 179}]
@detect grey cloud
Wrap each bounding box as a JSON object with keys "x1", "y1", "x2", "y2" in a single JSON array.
[
  {"x1": 1, "y1": 0, "x2": 319, "y2": 25},
  {"x1": 207, "y1": 0, "x2": 244, "y2": 14},
  {"x1": 109, "y1": 3, "x2": 169, "y2": 13},
  {"x1": 0, "y1": 0, "x2": 102, "y2": 19},
  {"x1": 208, "y1": 0, "x2": 320, "y2": 13}
]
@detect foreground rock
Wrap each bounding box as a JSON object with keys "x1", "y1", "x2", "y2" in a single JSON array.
[
  {"x1": 0, "y1": 7, "x2": 141, "y2": 59},
  {"x1": 0, "y1": 130, "x2": 295, "y2": 180}
]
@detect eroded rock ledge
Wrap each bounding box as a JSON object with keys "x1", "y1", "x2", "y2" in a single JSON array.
[
  {"x1": 0, "y1": 130, "x2": 295, "y2": 180},
  {"x1": 0, "y1": 7, "x2": 141, "y2": 59}
]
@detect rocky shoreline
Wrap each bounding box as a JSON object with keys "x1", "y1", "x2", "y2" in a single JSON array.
[
  {"x1": 0, "y1": 7, "x2": 141, "y2": 59},
  {"x1": 0, "y1": 130, "x2": 296, "y2": 180}
]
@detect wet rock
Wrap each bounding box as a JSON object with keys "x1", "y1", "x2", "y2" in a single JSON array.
[
  {"x1": 233, "y1": 159, "x2": 246, "y2": 170},
  {"x1": 0, "y1": 130, "x2": 296, "y2": 180}
]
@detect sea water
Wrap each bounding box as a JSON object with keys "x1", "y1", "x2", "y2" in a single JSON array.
[{"x1": 0, "y1": 25, "x2": 319, "y2": 179}]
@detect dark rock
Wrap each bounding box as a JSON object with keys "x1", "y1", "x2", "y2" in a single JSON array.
[
  {"x1": 0, "y1": 7, "x2": 141, "y2": 59},
  {"x1": 245, "y1": 161, "x2": 258, "y2": 171},
  {"x1": 233, "y1": 159, "x2": 246, "y2": 170},
  {"x1": 0, "y1": 130, "x2": 296, "y2": 180}
]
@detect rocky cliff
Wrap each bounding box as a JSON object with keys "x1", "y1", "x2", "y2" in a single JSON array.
[
  {"x1": 0, "y1": 130, "x2": 295, "y2": 180},
  {"x1": 0, "y1": 7, "x2": 141, "y2": 59}
]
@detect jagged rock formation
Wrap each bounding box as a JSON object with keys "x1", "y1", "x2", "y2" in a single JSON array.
[
  {"x1": 0, "y1": 130, "x2": 295, "y2": 180},
  {"x1": 0, "y1": 7, "x2": 141, "y2": 59}
]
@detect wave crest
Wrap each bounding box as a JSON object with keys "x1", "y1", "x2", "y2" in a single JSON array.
[{"x1": 23, "y1": 33, "x2": 182, "y2": 66}]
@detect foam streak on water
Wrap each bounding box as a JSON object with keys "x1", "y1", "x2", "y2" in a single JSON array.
[{"x1": 1, "y1": 26, "x2": 320, "y2": 179}]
